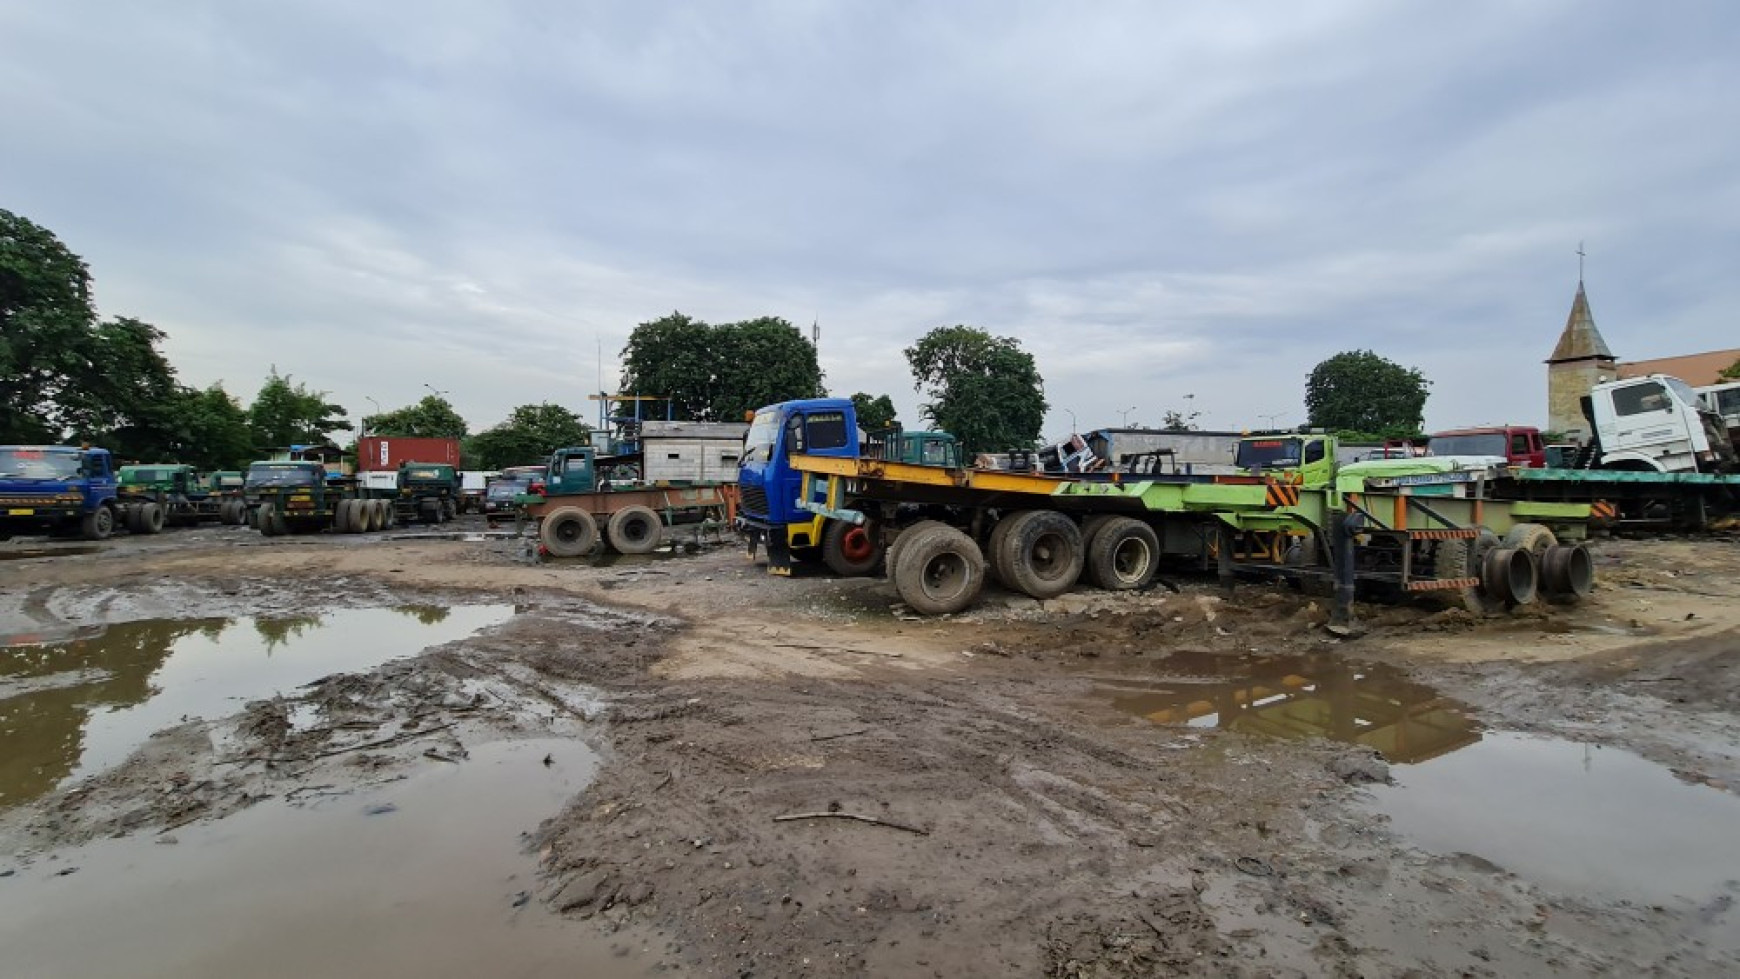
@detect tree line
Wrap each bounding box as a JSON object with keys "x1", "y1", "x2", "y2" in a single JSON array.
[{"x1": 6, "y1": 205, "x2": 1439, "y2": 468}]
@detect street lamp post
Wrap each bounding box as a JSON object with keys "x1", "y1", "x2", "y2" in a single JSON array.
[
  {"x1": 1118, "y1": 406, "x2": 1138, "y2": 427},
  {"x1": 423, "y1": 383, "x2": 450, "y2": 400},
  {"x1": 1258, "y1": 411, "x2": 1287, "y2": 430},
  {"x1": 364, "y1": 396, "x2": 381, "y2": 437},
  {"x1": 1064, "y1": 407, "x2": 1078, "y2": 435}
]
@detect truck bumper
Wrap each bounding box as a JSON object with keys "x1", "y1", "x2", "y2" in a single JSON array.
[{"x1": 737, "y1": 518, "x2": 792, "y2": 576}]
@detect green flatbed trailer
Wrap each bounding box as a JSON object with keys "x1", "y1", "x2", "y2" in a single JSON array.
[
  {"x1": 1501, "y1": 467, "x2": 1740, "y2": 531},
  {"x1": 785, "y1": 453, "x2": 1596, "y2": 630}
]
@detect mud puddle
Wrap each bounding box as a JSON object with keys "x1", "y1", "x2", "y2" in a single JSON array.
[
  {"x1": 0, "y1": 738, "x2": 648, "y2": 978},
  {"x1": 0, "y1": 605, "x2": 514, "y2": 808},
  {"x1": 1101, "y1": 650, "x2": 1480, "y2": 763},
  {"x1": 1370, "y1": 733, "x2": 1740, "y2": 918}
]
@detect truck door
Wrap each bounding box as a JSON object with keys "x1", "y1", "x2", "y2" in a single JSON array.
[
  {"x1": 1602, "y1": 380, "x2": 1685, "y2": 460},
  {"x1": 776, "y1": 408, "x2": 854, "y2": 524}
]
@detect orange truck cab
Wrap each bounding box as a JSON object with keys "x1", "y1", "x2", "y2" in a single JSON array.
[{"x1": 1426, "y1": 426, "x2": 1546, "y2": 468}]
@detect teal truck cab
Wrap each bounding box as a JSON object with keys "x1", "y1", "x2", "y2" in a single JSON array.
[
  {"x1": 0, "y1": 445, "x2": 121, "y2": 540},
  {"x1": 734, "y1": 398, "x2": 875, "y2": 575}
]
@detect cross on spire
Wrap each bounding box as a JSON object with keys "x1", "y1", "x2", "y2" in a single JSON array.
[{"x1": 1577, "y1": 241, "x2": 1586, "y2": 284}]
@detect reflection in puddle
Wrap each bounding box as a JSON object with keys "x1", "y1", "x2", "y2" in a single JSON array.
[
  {"x1": 0, "y1": 739, "x2": 645, "y2": 979},
  {"x1": 1104, "y1": 651, "x2": 1480, "y2": 764},
  {"x1": 0, "y1": 606, "x2": 515, "y2": 808},
  {"x1": 1369, "y1": 733, "x2": 1740, "y2": 910}
]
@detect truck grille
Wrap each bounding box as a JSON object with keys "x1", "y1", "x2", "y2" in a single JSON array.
[{"x1": 739, "y1": 484, "x2": 769, "y2": 518}]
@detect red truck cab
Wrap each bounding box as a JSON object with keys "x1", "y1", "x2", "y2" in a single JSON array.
[{"x1": 1426, "y1": 426, "x2": 1547, "y2": 468}]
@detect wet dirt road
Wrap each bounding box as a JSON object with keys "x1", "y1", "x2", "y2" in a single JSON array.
[{"x1": 2, "y1": 524, "x2": 1738, "y2": 976}]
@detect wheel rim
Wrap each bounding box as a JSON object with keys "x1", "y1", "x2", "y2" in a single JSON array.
[
  {"x1": 1029, "y1": 532, "x2": 1069, "y2": 580},
  {"x1": 920, "y1": 551, "x2": 971, "y2": 601},
  {"x1": 557, "y1": 520, "x2": 581, "y2": 544},
  {"x1": 625, "y1": 517, "x2": 653, "y2": 542},
  {"x1": 96, "y1": 509, "x2": 112, "y2": 534},
  {"x1": 841, "y1": 526, "x2": 875, "y2": 562},
  {"x1": 1111, "y1": 537, "x2": 1152, "y2": 582}
]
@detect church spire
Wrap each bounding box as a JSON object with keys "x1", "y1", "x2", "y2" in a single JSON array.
[{"x1": 1546, "y1": 280, "x2": 1614, "y2": 364}]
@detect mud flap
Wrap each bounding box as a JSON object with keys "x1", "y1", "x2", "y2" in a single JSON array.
[{"x1": 766, "y1": 527, "x2": 792, "y2": 577}]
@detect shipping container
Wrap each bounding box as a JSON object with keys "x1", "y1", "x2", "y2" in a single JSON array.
[{"x1": 356, "y1": 436, "x2": 462, "y2": 472}]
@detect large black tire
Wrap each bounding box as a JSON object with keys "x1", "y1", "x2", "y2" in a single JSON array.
[
  {"x1": 607, "y1": 505, "x2": 663, "y2": 555},
  {"x1": 124, "y1": 505, "x2": 143, "y2": 534},
  {"x1": 443, "y1": 498, "x2": 457, "y2": 522},
  {"x1": 991, "y1": 510, "x2": 1083, "y2": 600},
  {"x1": 884, "y1": 520, "x2": 947, "y2": 581},
  {"x1": 336, "y1": 500, "x2": 358, "y2": 534},
  {"x1": 541, "y1": 506, "x2": 598, "y2": 557},
  {"x1": 257, "y1": 503, "x2": 281, "y2": 537},
  {"x1": 986, "y1": 516, "x2": 1018, "y2": 586},
  {"x1": 370, "y1": 500, "x2": 389, "y2": 532},
  {"x1": 1435, "y1": 529, "x2": 1504, "y2": 615},
  {"x1": 822, "y1": 518, "x2": 883, "y2": 577},
  {"x1": 1084, "y1": 517, "x2": 1158, "y2": 590},
  {"x1": 138, "y1": 502, "x2": 165, "y2": 535},
  {"x1": 80, "y1": 506, "x2": 115, "y2": 541},
  {"x1": 1503, "y1": 523, "x2": 1558, "y2": 558},
  {"x1": 420, "y1": 500, "x2": 442, "y2": 525},
  {"x1": 892, "y1": 524, "x2": 985, "y2": 616}
]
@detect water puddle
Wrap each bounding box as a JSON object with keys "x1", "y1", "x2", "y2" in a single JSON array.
[
  {"x1": 0, "y1": 546, "x2": 102, "y2": 561},
  {"x1": 1368, "y1": 733, "x2": 1740, "y2": 910},
  {"x1": 1102, "y1": 651, "x2": 1480, "y2": 763},
  {"x1": 0, "y1": 738, "x2": 647, "y2": 978},
  {"x1": 0, "y1": 605, "x2": 515, "y2": 808}
]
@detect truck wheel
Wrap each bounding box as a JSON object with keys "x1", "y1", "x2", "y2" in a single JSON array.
[
  {"x1": 1502, "y1": 523, "x2": 1557, "y2": 558},
  {"x1": 1434, "y1": 530, "x2": 1506, "y2": 615},
  {"x1": 822, "y1": 518, "x2": 883, "y2": 577},
  {"x1": 370, "y1": 500, "x2": 388, "y2": 531},
  {"x1": 334, "y1": 500, "x2": 355, "y2": 533},
  {"x1": 985, "y1": 515, "x2": 1018, "y2": 586},
  {"x1": 607, "y1": 505, "x2": 663, "y2": 555},
  {"x1": 884, "y1": 520, "x2": 947, "y2": 580},
  {"x1": 541, "y1": 507, "x2": 599, "y2": 557},
  {"x1": 124, "y1": 505, "x2": 142, "y2": 534},
  {"x1": 893, "y1": 524, "x2": 985, "y2": 615},
  {"x1": 257, "y1": 503, "x2": 281, "y2": 537},
  {"x1": 992, "y1": 510, "x2": 1083, "y2": 600},
  {"x1": 1084, "y1": 517, "x2": 1158, "y2": 590},
  {"x1": 80, "y1": 506, "x2": 115, "y2": 541},
  {"x1": 139, "y1": 502, "x2": 165, "y2": 535},
  {"x1": 444, "y1": 499, "x2": 458, "y2": 521},
  {"x1": 382, "y1": 501, "x2": 398, "y2": 529}
]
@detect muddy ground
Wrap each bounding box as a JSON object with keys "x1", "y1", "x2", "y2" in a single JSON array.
[{"x1": 2, "y1": 522, "x2": 1738, "y2": 977}]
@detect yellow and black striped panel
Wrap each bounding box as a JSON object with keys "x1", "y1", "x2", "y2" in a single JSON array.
[
  {"x1": 1591, "y1": 501, "x2": 1618, "y2": 521},
  {"x1": 1264, "y1": 480, "x2": 1300, "y2": 508}
]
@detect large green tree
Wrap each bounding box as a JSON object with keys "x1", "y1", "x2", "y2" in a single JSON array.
[
  {"x1": 247, "y1": 368, "x2": 352, "y2": 451},
  {"x1": 1721, "y1": 356, "x2": 1740, "y2": 381},
  {"x1": 466, "y1": 403, "x2": 592, "y2": 469},
  {"x1": 904, "y1": 326, "x2": 1047, "y2": 453},
  {"x1": 618, "y1": 312, "x2": 823, "y2": 421},
  {"x1": 61, "y1": 317, "x2": 182, "y2": 458},
  {"x1": 0, "y1": 208, "x2": 98, "y2": 441},
  {"x1": 164, "y1": 383, "x2": 256, "y2": 470},
  {"x1": 1304, "y1": 350, "x2": 1430, "y2": 437},
  {"x1": 364, "y1": 395, "x2": 468, "y2": 439},
  {"x1": 850, "y1": 392, "x2": 898, "y2": 431}
]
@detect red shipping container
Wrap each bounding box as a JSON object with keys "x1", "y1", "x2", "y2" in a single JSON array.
[{"x1": 357, "y1": 436, "x2": 462, "y2": 472}]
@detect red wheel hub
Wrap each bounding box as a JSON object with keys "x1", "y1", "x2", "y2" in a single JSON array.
[{"x1": 841, "y1": 526, "x2": 876, "y2": 562}]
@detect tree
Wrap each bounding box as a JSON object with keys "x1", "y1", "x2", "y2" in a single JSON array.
[
  {"x1": 1160, "y1": 410, "x2": 1199, "y2": 432},
  {"x1": 0, "y1": 208, "x2": 98, "y2": 441},
  {"x1": 849, "y1": 392, "x2": 898, "y2": 431},
  {"x1": 364, "y1": 395, "x2": 468, "y2": 439},
  {"x1": 618, "y1": 312, "x2": 823, "y2": 422},
  {"x1": 60, "y1": 317, "x2": 183, "y2": 459},
  {"x1": 904, "y1": 325, "x2": 1047, "y2": 453},
  {"x1": 1721, "y1": 356, "x2": 1740, "y2": 381},
  {"x1": 1304, "y1": 350, "x2": 1430, "y2": 437},
  {"x1": 466, "y1": 403, "x2": 593, "y2": 469},
  {"x1": 247, "y1": 368, "x2": 352, "y2": 451}
]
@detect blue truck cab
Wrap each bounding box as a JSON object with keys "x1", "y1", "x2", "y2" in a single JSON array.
[
  {"x1": 0, "y1": 445, "x2": 120, "y2": 540},
  {"x1": 736, "y1": 398, "x2": 861, "y2": 571}
]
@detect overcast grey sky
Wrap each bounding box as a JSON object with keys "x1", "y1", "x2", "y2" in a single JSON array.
[{"x1": 3, "y1": 1, "x2": 1736, "y2": 439}]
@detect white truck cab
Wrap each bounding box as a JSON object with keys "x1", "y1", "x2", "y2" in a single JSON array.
[{"x1": 1587, "y1": 374, "x2": 1736, "y2": 473}]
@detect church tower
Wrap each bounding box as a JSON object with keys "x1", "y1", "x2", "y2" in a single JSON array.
[{"x1": 1545, "y1": 280, "x2": 1617, "y2": 441}]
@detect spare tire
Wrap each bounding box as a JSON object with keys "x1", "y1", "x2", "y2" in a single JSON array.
[
  {"x1": 541, "y1": 506, "x2": 598, "y2": 557},
  {"x1": 892, "y1": 524, "x2": 985, "y2": 616},
  {"x1": 607, "y1": 505, "x2": 663, "y2": 555}
]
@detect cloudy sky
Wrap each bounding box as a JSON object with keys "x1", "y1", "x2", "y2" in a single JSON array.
[{"x1": 4, "y1": 1, "x2": 1736, "y2": 440}]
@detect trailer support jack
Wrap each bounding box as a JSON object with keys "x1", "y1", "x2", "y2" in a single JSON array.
[{"x1": 1326, "y1": 511, "x2": 1365, "y2": 639}]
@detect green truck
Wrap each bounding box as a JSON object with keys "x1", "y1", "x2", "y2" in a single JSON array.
[
  {"x1": 361, "y1": 462, "x2": 460, "y2": 525},
  {"x1": 245, "y1": 461, "x2": 392, "y2": 536},
  {"x1": 116, "y1": 464, "x2": 250, "y2": 529}
]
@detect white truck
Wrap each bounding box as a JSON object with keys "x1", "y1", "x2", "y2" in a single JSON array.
[
  {"x1": 1582, "y1": 374, "x2": 1737, "y2": 473},
  {"x1": 1695, "y1": 380, "x2": 1740, "y2": 452}
]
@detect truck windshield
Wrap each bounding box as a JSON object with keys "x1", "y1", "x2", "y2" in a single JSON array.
[
  {"x1": 1664, "y1": 377, "x2": 1699, "y2": 410},
  {"x1": 487, "y1": 481, "x2": 526, "y2": 500},
  {"x1": 121, "y1": 468, "x2": 175, "y2": 484},
  {"x1": 1428, "y1": 433, "x2": 1506, "y2": 457},
  {"x1": 742, "y1": 411, "x2": 779, "y2": 464},
  {"x1": 0, "y1": 449, "x2": 81, "y2": 479},
  {"x1": 1235, "y1": 439, "x2": 1302, "y2": 469},
  {"x1": 245, "y1": 464, "x2": 317, "y2": 488}
]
